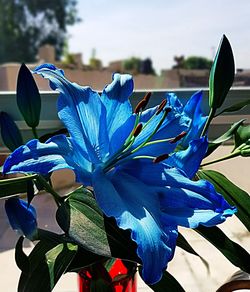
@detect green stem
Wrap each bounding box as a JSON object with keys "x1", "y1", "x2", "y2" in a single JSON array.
[
  {"x1": 36, "y1": 176, "x2": 62, "y2": 206},
  {"x1": 32, "y1": 127, "x2": 39, "y2": 139},
  {"x1": 201, "y1": 151, "x2": 240, "y2": 167},
  {"x1": 201, "y1": 108, "x2": 216, "y2": 137}
]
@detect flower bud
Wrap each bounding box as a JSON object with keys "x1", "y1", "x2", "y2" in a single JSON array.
[
  {"x1": 0, "y1": 112, "x2": 23, "y2": 151},
  {"x1": 209, "y1": 35, "x2": 235, "y2": 110},
  {"x1": 5, "y1": 198, "x2": 37, "y2": 240},
  {"x1": 17, "y1": 64, "x2": 41, "y2": 128}
]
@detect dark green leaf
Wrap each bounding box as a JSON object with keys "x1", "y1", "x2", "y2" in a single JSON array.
[
  {"x1": 15, "y1": 236, "x2": 30, "y2": 274},
  {"x1": 18, "y1": 232, "x2": 78, "y2": 292},
  {"x1": 206, "y1": 119, "x2": 245, "y2": 156},
  {"x1": 197, "y1": 170, "x2": 250, "y2": 231},
  {"x1": 0, "y1": 174, "x2": 38, "y2": 199},
  {"x1": 215, "y1": 99, "x2": 250, "y2": 116},
  {"x1": 0, "y1": 111, "x2": 23, "y2": 151},
  {"x1": 209, "y1": 35, "x2": 235, "y2": 109},
  {"x1": 56, "y1": 186, "x2": 138, "y2": 262},
  {"x1": 195, "y1": 226, "x2": 250, "y2": 273},
  {"x1": 177, "y1": 232, "x2": 209, "y2": 272},
  {"x1": 17, "y1": 64, "x2": 41, "y2": 128},
  {"x1": 46, "y1": 243, "x2": 78, "y2": 290},
  {"x1": 145, "y1": 270, "x2": 185, "y2": 292}
]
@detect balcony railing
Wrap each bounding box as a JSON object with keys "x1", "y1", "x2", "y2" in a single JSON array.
[{"x1": 0, "y1": 87, "x2": 250, "y2": 152}]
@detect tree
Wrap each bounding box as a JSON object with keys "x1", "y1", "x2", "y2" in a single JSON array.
[
  {"x1": 0, "y1": 0, "x2": 80, "y2": 63},
  {"x1": 123, "y1": 57, "x2": 155, "y2": 75},
  {"x1": 173, "y1": 56, "x2": 212, "y2": 70}
]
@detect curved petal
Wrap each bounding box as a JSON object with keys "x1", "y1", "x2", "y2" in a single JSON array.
[
  {"x1": 166, "y1": 137, "x2": 208, "y2": 178},
  {"x1": 120, "y1": 161, "x2": 235, "y2": 228},
  {"x1": 182, "y1": 91, "x2": 207, "y2": 147},
  {"x1": 3, "y1": 135, "x2": 92, "y2": 186},
  {"x1": 101, "y1": 73, "x2": 133, "y2": 134},
  {"x1": 34, "y1": 64, "x2": 109, "y2": 162},
  {"x1": 159, "y1": 185, "x2": 236, "y2": 228},
  {"x1": 92, "y1": 167, "x2": 177, "y2": 284}
]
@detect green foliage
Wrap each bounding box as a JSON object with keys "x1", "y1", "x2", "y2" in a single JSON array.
[
  {"x1": 16, "y1": 232, "x2": 78, "y2": 292},
  {"x1": 234, "y1": 123, "x2": 250, "y2": 148},
  {"x1": 0, "y1": 174, "x2": 37, "y2": 199},
  {"x1": 206, "y1": 119, "x2": 245, "y2": 156},
  {"x1": 195, "y1": 226, "x2": 250, "y2": 273},
  {"x1": 123, "y1": 57, "x2": 141, "y2": 73},
  {"x1": 173, "y1": 55, "x2": 212, "y2": 69},
  {"x1": 56, "y1": 186, "x2": 138, "y2": 262},
  {"x1": 198, "y1": 170, "x2": 250, "y2": 231},
  {"x1": 0, "y1": 0, "x2": 80, "y2": 63},
  {"x1": 123, "y1": 57, "x2": 155, "y2": 74},
  {"x1": 146, "y1": 270, "x2": 185, "y2": 292}
]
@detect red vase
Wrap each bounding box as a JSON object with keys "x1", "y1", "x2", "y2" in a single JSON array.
[{"x1": 78, "y1": 259, "x2": 137, "y2": 292}]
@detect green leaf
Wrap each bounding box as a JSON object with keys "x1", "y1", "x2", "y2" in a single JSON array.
[
  {"x1": 0, "y1": 111, "x2": 23, "y2": 151},
  {"x1": 17, "y1": 64, "x2": 41, "y2": 128},
  {"x1": 209, "y1": 35, "x2": 235, "y2": 109},
  {"x1": 177, "y1": 232, "x2": 209, "y2": 272},
  {"x1": 45, "y1": 243, "x2": 78, "y2": 290},
  {"x1": 215, "y1": 99, "x2": 250, "y2": 116},
  {"x1": 0, "y1": 174, "x2": 38, "y2": 199},
  {"x1": 206, "y1": 119, "x2": 245, "y2": 156},
  {"x1": 197, "y1": 170, "x2": 250, "y2": 231},
  {"x1": 146, "y1": 270, "x2": 185, "y2": 292},
  {"x1": 56, "y1": 186, "x2": 138, "y2": 262},
  {"x1": 18, "y1": 232, "x2": 78, "y2": 292},
  {"x1": 15, "y1": 236, "x2": 30, "y2": 275},
  {"x1": 195, "y1": 226, "x2": 250, "y2": 273}
]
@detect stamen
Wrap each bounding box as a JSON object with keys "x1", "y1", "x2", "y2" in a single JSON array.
[
  {"x1": 156, "y1": 100, "x2": 169, "y2": 115},
  {"x1": 153, "y1": 153, "x2": 169, "y2": 163},
  {"x1": 134, "y1": 99, "x2": 147, "y2": 114},
  {"x1": 170, "y1": 131, "x2": 187, "y2": 143},
  {"x1": 134, "y1": 92, "x2": 151, "y2": 114},
  {"x1": 143, "y1": 92, "x2": 152, "y2": 103},
  {"x1": 133, "y1": 123, "x2": 143, "y2": 137}
]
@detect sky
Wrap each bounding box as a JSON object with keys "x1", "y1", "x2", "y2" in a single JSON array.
[{"x1": 68, "y1": 0, "x2": 250, "y2": 73}]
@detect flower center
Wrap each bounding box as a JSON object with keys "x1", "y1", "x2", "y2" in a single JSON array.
[{"x1": 102, "y1": 94, "x2": 187, "y2": 173}]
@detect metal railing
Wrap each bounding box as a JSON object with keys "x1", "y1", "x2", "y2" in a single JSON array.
[{"x1": 0, "y1": 87, "x2": 249, "y2": 151}]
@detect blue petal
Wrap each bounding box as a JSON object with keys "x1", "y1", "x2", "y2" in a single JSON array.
[
  {"x1": 5, "y1": 198, "x2": 37, "y2": 239},
  {"x1": 167, "y1": 137, "x2": 208, "y2": 178},
  {"x1": 182, "y1": 91, "x2": 207, "y2": 147},
  {"x1": 3, "y1": 135, "x2": 92, "y2": 186},
  {"x1": 101, "y1": 74, "x2": 134, "y2": 154},
  {"x1": 34, "y1": 64, "x2": 109, "y2": 162},
  {"x1": 120, "y1": 161, "x2": 235, "y2": 228},
  {"x1": 92, "y1": 167, "x2": 177, "y2": 284}
]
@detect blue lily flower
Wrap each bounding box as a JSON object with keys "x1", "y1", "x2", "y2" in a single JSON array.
[
  {"x1": 3, "y1": 64, "x2": 236, "y2": 284},
  {"x1": 5, "y1": 198, "x2": 37, "y2": 240}
]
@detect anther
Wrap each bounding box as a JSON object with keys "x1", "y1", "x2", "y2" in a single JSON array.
[
  {"x1": 143, "y1": 92, "x2": 151, "y2": 103},
  {"x1": 169, "y1": 131, "x2": 187, "y2": 144},
  {"x1": 134, "y1": 99, "x2": 147, "y2": 114},
  {"x1": 134, "y1": 92, "x2": 152, "y2": 114},
  {"x1": 153, "y1": 153, "x2": 169, "y2": 163},
  {"x1": 156, "y1": 100, "x2": 168, "y2": 115},
  {"x1": 133, "y1": 123, "x2": 143, "y2": 137}
]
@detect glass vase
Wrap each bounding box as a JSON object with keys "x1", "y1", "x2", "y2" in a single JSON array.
[{"x1": 78, "y1": 259, "x2": 137, "y2": 292}]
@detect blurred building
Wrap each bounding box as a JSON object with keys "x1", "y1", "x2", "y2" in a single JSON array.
[{"x1": 0, "y1": 45, "x2": 250, "y2": 91}]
